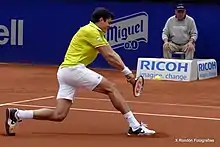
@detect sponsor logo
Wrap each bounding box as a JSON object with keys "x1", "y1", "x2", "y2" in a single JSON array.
[
  {"x1": 106, "y1": 12, "x2": 148, "y2": 50},
  {"x1": 0, "y1": 19, "x2": 24, "y2": 46},
  {"x1": 198, "y1": 61, "x2": 217, "y2": 71},
  {"x1": 137, "y1": 59, "x2": 193, "y2": 81},
  {"x1": 197, "y1": 60, "x2": 217, "y2": 79},
  {"x1": 140, "y1": 60, "x2": 189, "y2": 72}
]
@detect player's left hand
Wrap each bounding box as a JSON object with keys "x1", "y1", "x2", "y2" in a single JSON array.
[{"x1": 125, "y1": 73, "x2": 136, "y2": 85}]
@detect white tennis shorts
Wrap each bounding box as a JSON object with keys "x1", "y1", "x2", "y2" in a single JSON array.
[{"x1": 56, "y1": 64, "x2": 103, "y2": 101}]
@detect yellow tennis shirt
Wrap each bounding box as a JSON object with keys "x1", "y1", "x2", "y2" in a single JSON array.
[{"x1": 60, "y1": 21, "x2": 109, "y2": 68}]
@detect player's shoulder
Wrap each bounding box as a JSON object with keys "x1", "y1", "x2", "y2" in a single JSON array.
[{"x1": 80, "y1": 23, "x2": 100, "y2": 34}]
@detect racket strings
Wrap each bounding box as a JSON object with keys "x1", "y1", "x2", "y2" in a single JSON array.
[
  {"x1": 133, "y1": 76, "x2": 144, "y2": 97},
  {"x1": 136, "y1": 81, "x2": 143, "y2": 92},
  {"x1": 134, "y1": 79, "x2": 143, "y2": 96}
]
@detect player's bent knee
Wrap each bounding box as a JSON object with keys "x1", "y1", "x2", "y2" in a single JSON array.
[
  {"x1": 52, "y1": 99, "x2": 72, "y2": 122},
  {"x1": 94, "y1": 77, "x2": 118, "y2": 95},
  {"x1": 104, "y1": 82, "x2": 118, "y2": 94},
  {"x1": 100, "y1": 83, "x2": 117, "y2": 95},
  {"x1": 52, "y1": 111, "x2": 67, "y2": 122}
]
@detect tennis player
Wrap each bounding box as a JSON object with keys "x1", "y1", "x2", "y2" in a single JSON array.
[{"x1": 5, "y1": 7, "x2": 156, "y2": 136}]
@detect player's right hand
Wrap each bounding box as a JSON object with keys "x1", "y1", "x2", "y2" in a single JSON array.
[{"x1": 125, "y1": 73, "x2": 136, "y2": 85}]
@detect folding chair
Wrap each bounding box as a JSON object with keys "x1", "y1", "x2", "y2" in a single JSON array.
[{"x1": 172, "y1": 51, "x2": 185, "y2": 59}]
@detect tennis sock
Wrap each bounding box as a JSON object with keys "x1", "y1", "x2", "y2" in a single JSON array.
[
  {"x1": 16, "y1": 110, "x2": 34, "y2": 119},
  {"x1": 124, "y1": 111, "x2": 140, "y2": 130}
]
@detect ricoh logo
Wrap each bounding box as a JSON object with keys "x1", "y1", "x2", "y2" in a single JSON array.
[
  {"x1": 106, "y1": 12, "x2": 148, "y2": 50},
  {"x1": 0, "y1": 19, "x2": 24, "y2": 46}
]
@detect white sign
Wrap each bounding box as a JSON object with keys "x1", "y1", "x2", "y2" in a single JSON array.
[
  {"x1": 0, "y1": 19, "x2": 24, "y2": 46},
  {"x1": 197, "y1": 59, "x2": 218, "y2": 80},
  {"x1": 106, "y1": 12, "x2": 148, "y2": 50},
  {"x1": 136, "y1": 58, "x2": 198, "y2": 82}
]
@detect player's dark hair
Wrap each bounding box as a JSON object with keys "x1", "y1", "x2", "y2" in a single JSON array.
[{"x1": 91, "y1": 7, "x2": 114, "y2": 23}]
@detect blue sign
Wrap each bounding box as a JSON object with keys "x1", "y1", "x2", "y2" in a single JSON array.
[{"x1": 0, "y1": 1, "x2": 219, "y2": 75}]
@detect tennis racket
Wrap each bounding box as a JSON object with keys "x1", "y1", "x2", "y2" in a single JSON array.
[{"x1": 133, "y1": 75, "x2": 144, "y2": 97}]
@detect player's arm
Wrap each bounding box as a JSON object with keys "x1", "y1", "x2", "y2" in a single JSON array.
[
  {"x1": 85, "y1": 30, "x2": 133, "y2": 77},
  {"x1": 96, "y1": 45, "x2": 132, "y2": 75}
]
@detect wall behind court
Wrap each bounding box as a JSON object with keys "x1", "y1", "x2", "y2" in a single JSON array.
[{"x1": 0, "y1": 1, "x2": 219, "y2": 74}]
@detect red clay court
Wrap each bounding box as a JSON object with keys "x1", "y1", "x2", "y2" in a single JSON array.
[{"x1": 0, "y1": 64, "x2": 219, "y2": 147}]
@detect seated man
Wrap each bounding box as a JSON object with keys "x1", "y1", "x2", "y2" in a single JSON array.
[{"x1": 162, "y1": 4, "x2": 198, "y2": 60}]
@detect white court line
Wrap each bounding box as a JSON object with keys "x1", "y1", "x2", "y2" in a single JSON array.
[
  {"x1": 1, "y1": 95, "x2": 219, "y2": 110},
  {"x1": 75, "y1": 97, "x2": 220, "y2": 110},
  {"x1": 9, "y1": 103, "x2": 220, "y2": 121},
  {"x1": 0, "y1": 63, "x2": 9, "y2": 65},
  {"x1": 0, "y1": 96, "x2": 54, "y2": 107}
]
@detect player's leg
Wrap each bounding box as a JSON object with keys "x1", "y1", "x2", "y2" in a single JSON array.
[
  {"x1": 93, "y1": 78, "x2": 130, "y2": 114},
  {"x1": 93, "y1": 77, "x2": 155, "y2": 136},
  {"x1": 27, "y1": 99, "x2": 72, "y2": 121},
  {"x1": 5, "y1": 67, "x2": 75, "y2": 136},
  {"x1": 5, "y1": 99, "x2": 72, "y2": 136},
  {"x1": 163, "y1": 42, "x2": 180, "y2": 59},
  {"x1": 78, "y1": 67, "x2": 155, "y2": 136}
]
